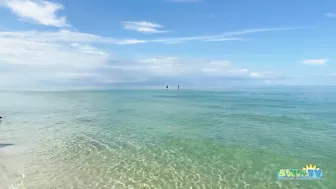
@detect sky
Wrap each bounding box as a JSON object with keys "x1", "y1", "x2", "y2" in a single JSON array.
[{"x1": 0, "y1": 0, "x2": 335, "y2": 90}]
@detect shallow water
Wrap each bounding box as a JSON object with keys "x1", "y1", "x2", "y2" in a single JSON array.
[{"x1": 0, "y1": 87, "x2": 335, "y2": 189}]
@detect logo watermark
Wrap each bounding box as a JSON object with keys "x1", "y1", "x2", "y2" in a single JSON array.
[{"x1": 278, "y1": 164, "x2": 323, "y2": 180}]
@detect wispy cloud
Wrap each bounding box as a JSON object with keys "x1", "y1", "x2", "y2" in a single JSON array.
[
  {"x1": 218, "y1": 28, "x2": 294, "y2": 36},
  {"x1": 121, "y1": 21, "x2": 168, "y2": 34},
  {"x1": 0, "y1": 27, "x2": 294, "y2": 45},
  {"x1": 0, "y1": 0, "x2": 69, "y2": 27},
  {"x1": 301, "y1": 59, "x2": 328, "y2": 65},
  {"x1": 0, "y1": 30, "x2": 146, "y2": 44},
  {"x1": 149, "y1": 27, "x2": 294, "y2": 43},
  {"x1": 325, "y1": 13, "x2": 336, "y2": 18}
]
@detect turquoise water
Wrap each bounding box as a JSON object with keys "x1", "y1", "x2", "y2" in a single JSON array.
[{"x1": 0, "y1": 87, "x2": 335, "y2": 189}]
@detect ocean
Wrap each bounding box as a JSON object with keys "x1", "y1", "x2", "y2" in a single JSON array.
[{"x1": 0, "y1": 87, "x2": 335, "y2": 189}]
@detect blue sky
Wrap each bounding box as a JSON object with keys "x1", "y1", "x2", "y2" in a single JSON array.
[{"x1": 0, "y1": 0, "x2": 335, "y2": 90}]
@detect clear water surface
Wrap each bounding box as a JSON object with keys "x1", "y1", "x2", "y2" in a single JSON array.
[{"x1": 0, "y1": 87, "x2": 335, "y2": 189}]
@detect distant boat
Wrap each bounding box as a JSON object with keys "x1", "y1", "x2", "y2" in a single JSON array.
[
  {"x1": 166, "y1": 85, "x2": 168, "y2": 90},
  {"x1": 177, "y1": 85, "x2": 179, "y2": 90}
]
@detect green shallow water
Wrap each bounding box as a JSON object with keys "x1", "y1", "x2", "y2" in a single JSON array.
[{"x1": 0, "y1": 87, "x2": 335, "y2": 189}]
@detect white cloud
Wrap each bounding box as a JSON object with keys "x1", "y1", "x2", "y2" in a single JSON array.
[
  {"x1": 0, "y1": 0, "x2": 302, "y2": 89},
  {"x1": 0, "y1": 38, "x2": 125, "y2": 88},
  {"x1": 249, "y1": 71, "x2": 280, "y2": 78},
  {"x1": 301, "y1": 59, "x2": 328, "y2": 65},
  {"x1": 104, "y1": 57, "x2": 279, "y2": 81},
  {"x1": 0, "y1": 26, "x2": 293, "y2": 88},
  {"x1": 325, "y1": 13, "x2": 336, "y2": 18},
  {"x1": 0, "y1": 0, "x2": 69, "y2": 27},
  {"x1": 0, "y1": 27, "x2": 293, "y2": 70},
  {"x1": 0, "y1": 38, "x2": 108, "y2": 68},
  {"x1": 0, "y1": 36, "x2": 283, "y2": 88},
  {"x1": 229, "y1": 69, "x2": 249, "y2": 74},
  {"x1": 0, "y1": 30, "x2": 151, "y2": 45},
  {"x1": 121, "y1": 21, "x2": 167, "y2": 34},
  {"x1": 0, "y1": 30, "x2": 109, "y2": 43}
]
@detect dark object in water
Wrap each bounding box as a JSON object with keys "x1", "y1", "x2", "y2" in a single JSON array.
[
  {"x1": 177, "y1": 85, "x2": 179, "y2": 90},
  {"x1": 0, "y1": 116, "x2": 2, "y2": 119},
  {"x1": 0, "y1": 143, "x2": 14, "y2": 148},
  {"x1": 166, "y1": 85, "x2": 169, "y2": 90}
]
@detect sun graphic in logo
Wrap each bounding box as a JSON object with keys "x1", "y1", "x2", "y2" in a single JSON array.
[{"x1": 303, "y1": 164, "x2": 319, "y2": 170}]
